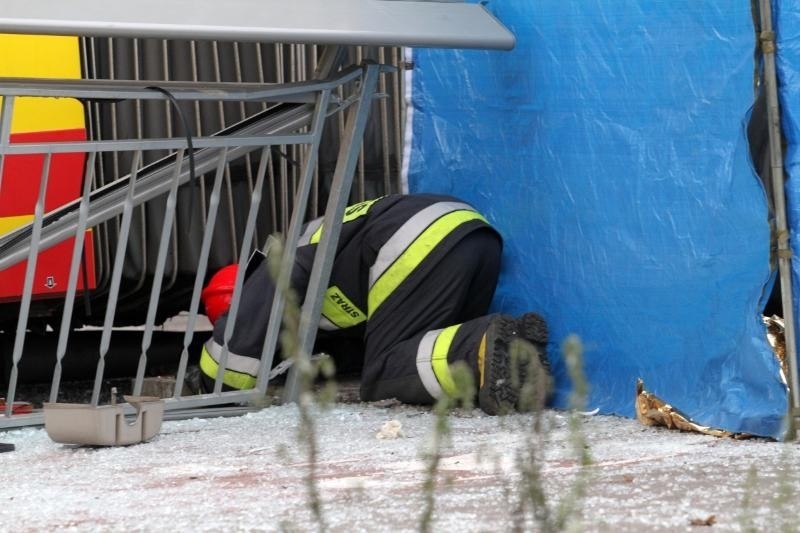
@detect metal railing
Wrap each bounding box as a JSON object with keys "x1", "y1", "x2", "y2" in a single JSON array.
[
  {"x1": 82, "y1": 40, "x2": 406, "y2": 294},
  {"x1": 0, "y1": 46, "x2": 394, "y2": 428}
]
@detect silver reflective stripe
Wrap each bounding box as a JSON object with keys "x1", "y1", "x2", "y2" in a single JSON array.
[
  {"x1": 319, "y1": 315, "x2": 338, "y2": 331},
  {"x1": 369, "y1": 201, "x2": 475, "y2": 288},
  {"x1": 298, "y1": 217, "x2": 324, "y2": 247},
  {"x1": 204, "y1": 339, "x2": 260, "y2": 377},
  {"x1": 416, "y1": 329, "x2": 443, "y2": 399}
]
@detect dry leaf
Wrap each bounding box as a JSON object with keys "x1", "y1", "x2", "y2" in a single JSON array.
[
  {"x1": 636, "y1": 379, "x2": 734, "y2": 438},
  {"x1": 689, "y1": 515, "x2": 716, "y2": 527}
]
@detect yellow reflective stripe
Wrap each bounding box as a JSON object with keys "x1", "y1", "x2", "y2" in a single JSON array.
[
  {"x1": 370, "y1": 202, "x2": 474, "y2": 287},
  {"x1": 310, "y1": 224, "x2": 324, "y2": 245},
  {"x1": 478, "y1": 333, "x2": 487, "y2": 389},
  {"x1": 309, "y1": 197, "x2": 382, "y2": 244},
  {"x1": 431, "y1": 325, "x2": 460, "y2": 397},
  {"x1": 199, "y1": 345, "x2": 257, "y2": 390},
  {"x1": 368, "y1": 210, "x2": 487, "y2": 316},
  {"x1": 321, "y1": 285, "x2": 366, "y2": 329},
  {"x1": 299, "y1": 217, "x2": 324, "y2": 246}
]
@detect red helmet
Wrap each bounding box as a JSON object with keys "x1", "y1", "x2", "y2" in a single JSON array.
[{"x1": 201, "y1": 264, "x2": 238, "y2": 325}]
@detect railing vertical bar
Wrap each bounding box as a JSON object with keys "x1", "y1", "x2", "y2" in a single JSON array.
[
  {"x1": 283, "y1": 65, "x2": 380, "y2": 401},
  {"x1": 51, "y1": 152, "x2": 98, "y2": 403},
  {"x1": 392, "y1": 47, "x2": 405, "y2": 193},
  {"x1": 162, "y1": 45, "x2": 180, "y2": 292},
  {"x1": 161, "y1": 39, "x2": 174, "y2": 138},
  {"x1": 289, "y1": 45, "x2": 300, "y2": 205},
  {"x1": 215, "y1": 147, "x2": 270, "y2": 394},
  {"x1": 213, "y1": 40, "x2": 240, "y2": 263},
  {"x1": 256, "y1": 88, "x2": 332, "y2": 392},
  {"x1": 268, "y1": 150, "x2": 279, "y2": 231},
  {"x1": 311, "y1": 45, "x2": 320, "y2": 217},
  {"x1": 223, "y1": 164, "x2": 239, "y2": 261},
  {"x1": 256, "y1": 42, "x2": 268, "y2": 111},
  {"x1": 174, "y1": 148, "x2": 229, "y2": 399},
  {"x1": 233, "y1": 41, "x2": 259, "y2": 248},
  {"x1": 128, "y1": 37, "x2": 149, "y2": 297},
  {"x1": 378, "y1": 47, "x2": 392, "y2": 195},
  {"x1": 87, "y1": 38, "x2": 110, "y2": 289},
  {"x1": 165, "y1": 215, "x2": 180, "y2": 291},
  {"x1": 190, "y1": 39, "x2": 211, "y2": 241},
  {"x1": 355, "y1": 47, "x2": 366, "y2": 202},
  {"x1": 92, "y1": 151, "x2": 142, "y2": 406},
  {"x1": 276, "y1": 43, "x2": 289, "y2": 232},
  {"x1": 108, "y1": 37, "x2": 121, "y2": 186},
  {"x1": 133, "y1": 151, "x2": 186, "y2": 395},
  {"x1": 6, "y1": 152, "x2": 53, "y2": 417}
]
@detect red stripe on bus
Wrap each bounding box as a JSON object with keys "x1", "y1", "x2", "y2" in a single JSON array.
[{"x1": 0, "y1": 128, "x2": 87, "y2": 217}]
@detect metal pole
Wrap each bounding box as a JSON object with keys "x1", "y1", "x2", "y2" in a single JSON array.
[
  {"x1": 282, "y1": 64, "x2": 381, "y2": 402},
  {"x1": 758, "y1": 0, "x2": 800, "y2": 437},
  {"x1": 5, "y1": 152, "x2": 52, "y2": 417},
  {"x1": 254, "y1": 88, "x2": 331, "y2": 392}
]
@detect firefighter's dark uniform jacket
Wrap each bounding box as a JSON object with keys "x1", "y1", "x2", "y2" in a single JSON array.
[{"x1": 201, "y1": 193, "x2": 503, "y2": 404}]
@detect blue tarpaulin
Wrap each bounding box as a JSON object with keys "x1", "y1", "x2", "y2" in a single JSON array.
[{"x1": 405, "y1": 1, "x2": 787, "y2": 438}]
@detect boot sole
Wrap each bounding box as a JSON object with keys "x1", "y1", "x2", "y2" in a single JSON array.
[
  {"x1": 516, "y1": 312, "x2": 551, "y2": 411},
  {"x1": 478, "y1": 315, "x2": 519, "y2": 415}
]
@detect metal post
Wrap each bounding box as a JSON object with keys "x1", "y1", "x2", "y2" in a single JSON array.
[
  {"x1": 51, "y1": 152, "x2": 98, "y2": 403},
  {"x1": 5, "y1": 152, "x2": 52, "y2": 417},
  {"x1": 133, "y1": 149, "x2": 187, "y2": 395},
  {"x1": 254, "y1": 88, "x2": 332, "y2": 391},
  {"x1": 214, "y1": 147, "x2": 270, "y2": 394},
  {"x1": 282, "y1": 64, "x2": 381, "y2": 402},
  {"x1": 92, "y1": 151, "x2": 143, "y2": 406},
  {"x1": 758, "y1": 0, "x2": 800, "y2": 437},
  {"x1": 174, "y1": 149, "x2": 229, "y2": 398}
]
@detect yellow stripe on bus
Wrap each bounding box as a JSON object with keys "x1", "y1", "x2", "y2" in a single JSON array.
[
  {"x1": 0, "y1": 34, "x2": 85, "y2": 134},
  {"x1": 0, "y1": 214, "x2": 33, "y2": 236}
]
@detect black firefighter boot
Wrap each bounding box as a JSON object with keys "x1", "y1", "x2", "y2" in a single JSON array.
[{"x1": 478, "y1": 313, "x2": 550, "y2": 415}]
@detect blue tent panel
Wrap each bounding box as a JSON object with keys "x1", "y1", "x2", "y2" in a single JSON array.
[{"x1": 406, "y1": 1, "x2": 787, "y2": 438}]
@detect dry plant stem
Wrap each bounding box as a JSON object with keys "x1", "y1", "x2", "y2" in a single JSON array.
[
  {"x1": 511, "y1": 338, "x2": 550, "y2": 532},
  {"x1": 771, "y1": 446, "x2": 794, "y2": 533},
  {"x1": 418, "y1": 397, "x2": 448, "y2": 533},
  {"x1": 512, "y1": 334, "x2": 591, "y2": 533},
  {"x1": 739, "y1": 464, "x2": 758, "y2": 533},
  {"x1": 268, "y1": 236, "x2": 327, "y2": 532},
  {"x1": 555, "y1": 335, "x2": 591, "y2": 530},
  {"x1": 418, "y1": 362, "x2": 475, "y2": 533}
]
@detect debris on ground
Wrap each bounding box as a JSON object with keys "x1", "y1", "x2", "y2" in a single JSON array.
[
  {"x1": 376, "y1": 420, "x2": 404, "y2": 439},
  {"x1": 689, "y1": 515, "x2": 717, "y2": 527},
  {"x1": 635, "y1": 379, "x2": 734, "y2": 438}
]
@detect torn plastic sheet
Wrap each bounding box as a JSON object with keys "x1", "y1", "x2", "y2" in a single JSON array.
[{"x1": 405, "y1": 1, "x2": 787, "y2": 437}]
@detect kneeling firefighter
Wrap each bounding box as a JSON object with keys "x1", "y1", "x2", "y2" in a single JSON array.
[{"x1": 200, "y1": 193, "x2": 550, "y2": 414}]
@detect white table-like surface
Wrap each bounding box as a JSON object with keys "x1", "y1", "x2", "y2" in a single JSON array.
[{"x1": 0, "y1": 0, "x2": 514, "y2": 49}]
